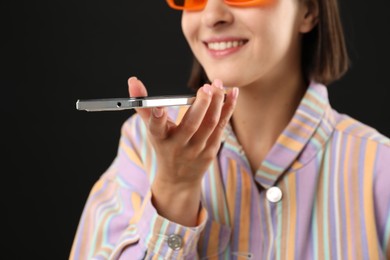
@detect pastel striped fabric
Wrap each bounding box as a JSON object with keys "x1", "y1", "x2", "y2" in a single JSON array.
[{"x1": 70, "y1": 82, "x2": 390, "y2": 260}]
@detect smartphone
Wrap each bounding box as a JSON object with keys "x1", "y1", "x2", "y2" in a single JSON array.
[{"x1": 76, "y1": 95, "x2": 196, "y2": 112}]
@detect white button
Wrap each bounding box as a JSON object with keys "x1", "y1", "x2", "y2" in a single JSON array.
[
  {"x1": 266, "y1": 186, "x2": 282, "y2": 203},
  {"x1": 167, "y1": 234, "x2": 182, "y2": 250}
]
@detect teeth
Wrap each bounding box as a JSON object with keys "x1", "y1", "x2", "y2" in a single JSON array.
[{"x1": 207, "y1": 40, "x2": 244, "y2": 51}]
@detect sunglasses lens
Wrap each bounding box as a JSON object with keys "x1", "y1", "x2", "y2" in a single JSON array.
[
  {"x1": 172, "y1": 0, "x2": 185, "y2": 6},
  {"x1": 169, "y1": 0, "x2": 205, "y2": 10}
]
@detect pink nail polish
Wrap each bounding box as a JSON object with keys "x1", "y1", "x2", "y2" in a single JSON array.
[
  {"x1": 233, "y1": 87, "x2": 239, "y2": 99},
  {"x1": 214, "y1": 79, "x2": 223, "y2": 89},
  {"x1": 153, "y1": 107, "x2": 163, "y2": 118},
  {"x1": 203, "y1": 84, "x2": 212, "y2": 95},
  {"x1": 129, "y1": 76, "x2": 138, "y2": 84}
]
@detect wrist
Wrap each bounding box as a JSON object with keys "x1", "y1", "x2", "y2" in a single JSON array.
[{"x1": 151, "y1": 180, "x2": 202, "y2": 227}]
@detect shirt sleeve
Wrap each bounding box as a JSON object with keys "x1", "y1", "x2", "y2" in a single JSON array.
[
  {"x1": 116, "y1": 191, "x2": 207, "y2": 259},
  {"x1": 69, "y1": 113, "x2": 207, "y2": 260},
  {"x1": 373, "y1": 142, "x2": 390, "y2": 259}
]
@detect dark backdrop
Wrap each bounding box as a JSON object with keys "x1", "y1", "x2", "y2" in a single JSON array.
[{"x1": 2, "y1": 0, "x2": 389, "y2": 259}]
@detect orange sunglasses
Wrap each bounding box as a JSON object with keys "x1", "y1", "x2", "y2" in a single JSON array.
[{"x1": 166, "y1": 0, "x2": 272, "y2": 11}]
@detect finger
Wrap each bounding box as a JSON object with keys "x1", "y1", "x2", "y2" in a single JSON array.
[
  {"x1": 189, "y1": 79, "x2": 226, "y2": 147},
  {"x1": 174, "y1": 84, "x2": 212, "y2": 144},
  {"x1": 128, "y1": 76, "x2": 148, "y2": 97},
  {"x1": 148, "y1": 107, "x2": 170, "y2": 140},
  {"x1": 127, "y1": 76, "x2": 151, "y2": 120},
  {"x1": 204, "y1": 87, "x2": 239, "y2": 153}
]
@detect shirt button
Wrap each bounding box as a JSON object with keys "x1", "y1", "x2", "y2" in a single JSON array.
[
  {"x1": 266, "y1": 186, "x2": 283, "y2": 203},
  {"x1": 167, "y1": 234, "x2": 183, "y2": 251}
]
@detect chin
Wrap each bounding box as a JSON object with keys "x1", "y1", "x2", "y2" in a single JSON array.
[{"x1": 207, "y1": 74, "x2": 241, "y2": 88}]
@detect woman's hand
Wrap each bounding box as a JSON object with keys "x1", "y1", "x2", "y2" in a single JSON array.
[{"x1": 128, "y1": 76, "x2": 238, "y2": 226}]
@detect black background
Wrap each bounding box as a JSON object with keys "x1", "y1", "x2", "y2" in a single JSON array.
[{"x1": 2, "y1": 0, "x2": 389, "y2": 259}]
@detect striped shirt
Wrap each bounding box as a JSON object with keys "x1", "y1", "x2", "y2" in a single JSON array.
[{"x1": 70, "y1": 82, "x2": 390, "y2": 260}]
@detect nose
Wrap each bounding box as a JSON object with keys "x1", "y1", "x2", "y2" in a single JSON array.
[{"x1": 201, "y1": 0, "x2": 234, "y2": 28}]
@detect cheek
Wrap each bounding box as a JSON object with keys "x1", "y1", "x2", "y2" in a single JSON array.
[
  {"x1": 181, "y1": 14, "x2": 196, "y2": 45},
  {"x1": 260, "y1": 12, "x2": 298, "y2": 50}
]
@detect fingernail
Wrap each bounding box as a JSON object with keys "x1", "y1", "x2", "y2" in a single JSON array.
[
  {"x1": 129, "y1": 76, "x2": 138, "y2": 83},
  {"x1": 213, "y1": 79, "x2": 223, "y2": 89},
  {"x1": 202, "y1": 84, "x2": 212, "y2": 95},
  {"x1": 232, "y1": 87, "x2": 239, "y2": 99},
  {"x1": 153, "y1": 107, "x2": 163, "y2": 118}
]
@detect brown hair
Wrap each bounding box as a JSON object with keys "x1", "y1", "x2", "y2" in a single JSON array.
[{"x1": 187, "y1": 0, "x2": 350, "y2": 89}]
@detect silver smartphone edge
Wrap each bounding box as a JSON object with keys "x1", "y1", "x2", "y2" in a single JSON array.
[{"x1": 76, "y1": 95, "x2": 196, "y2": 112}]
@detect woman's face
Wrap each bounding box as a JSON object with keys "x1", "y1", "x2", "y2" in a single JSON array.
[{"x1": 181, "y1": 0, "x2": 310, "y2": 88}]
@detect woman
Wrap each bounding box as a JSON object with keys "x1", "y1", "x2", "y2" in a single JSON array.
[{"x1": 70, "y1": 0, "x2": 390, "y2": 259}]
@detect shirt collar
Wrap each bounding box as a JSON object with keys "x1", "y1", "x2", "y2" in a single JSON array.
[{"x1": 222, "y1": 81, "x2": 336, "y2": 189}]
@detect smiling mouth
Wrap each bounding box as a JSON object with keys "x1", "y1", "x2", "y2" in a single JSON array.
[{"x1": 206, "y1": 40, "x2": 247, "y2": 51}]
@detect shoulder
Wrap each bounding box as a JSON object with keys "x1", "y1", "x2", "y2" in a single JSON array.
[
  {"x1": 331, "y1": 111, "x2": 390, "y2": 175},
  {"x1": 331, "y1": 112, "x2": 390, "y2": 199},
  {"x1": 332, "y1": 111, "x2": 390, "y2": 147}
]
